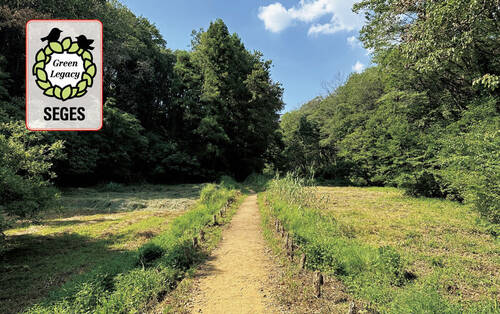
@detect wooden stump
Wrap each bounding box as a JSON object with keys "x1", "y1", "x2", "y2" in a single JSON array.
[
  {"x1": 314, "y1": 271, "x2": 324, "y2": 298},
  {"x1": 199, "y1": 229, "x2": 205, "y2": 242},
  {"x1": 288, "y1": 238, "x2": 294, "y2": 261},
  {"x1": 348, "y1": 302, "x2": 356, "y2": 314},
  {"x1": 300, "y1": 253, "x2": 306, "y2": 269}
]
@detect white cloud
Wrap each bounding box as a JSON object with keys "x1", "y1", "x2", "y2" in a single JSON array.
[
  {"x1": 352, "y1": 61, "x2": 365, "y2": 73},
  {"x1": 258, "y1": 3, "x2": 293, "y2": 33},
  {"x1": 258, "y1": 0, "x2": 364, "y2": 36}
]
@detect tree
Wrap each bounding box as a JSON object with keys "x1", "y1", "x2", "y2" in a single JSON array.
[
  {"x1": 354, "y1": 0, "x2": 500, "y2": 113},
  {"x1": 185, "y1": 19, "x2": 283, "y2": 179}
]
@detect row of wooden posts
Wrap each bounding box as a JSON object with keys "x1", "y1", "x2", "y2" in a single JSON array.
[
  {"x1": 272, "y1": 212, "x2": 324, "y2": 298},
  {"x1": 267, "y1": 199, "x2": 358, "y2": 313},
  {"x1": 192, "y1": 197, "x2": 235, "y2": 249}
]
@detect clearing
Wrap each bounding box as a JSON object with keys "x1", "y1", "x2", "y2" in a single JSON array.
[
  {"x1": 319, "y1": 186, "x2": 499, "y2": 307},
  {"x1": 0, "y1": 184, "x2": 201, "y2": 314}
]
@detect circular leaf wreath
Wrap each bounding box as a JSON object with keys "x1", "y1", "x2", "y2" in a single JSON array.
[{"x1": 32, "y1": 36, "x2": 96, "y2": 101}]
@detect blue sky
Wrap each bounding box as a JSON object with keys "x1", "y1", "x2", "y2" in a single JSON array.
[{"x1": 120, "y1": 0, "x2": 371, "y2": 112}]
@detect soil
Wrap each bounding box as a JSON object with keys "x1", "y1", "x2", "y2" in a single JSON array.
[{"x1": 189, "y1": 194, "x2": 280, "y2": 314}]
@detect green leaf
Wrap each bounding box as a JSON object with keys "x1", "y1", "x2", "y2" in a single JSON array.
[
  {"x1": 71, "y1": 87, "x2": 78, "y2": 97},
  {"x1": 68, "y1": 43, "x2": 79, "y2": 53},
  {"x1": 54, "y1": 86, "x2": 62, "y2": 99},
  {"x1": 82, "y1": 51, "x2": 92, "y2": 61},
  {"x1": 49, "y1": 42, "x2": 63, "y2": 53},
  {"x1": 84, "y1": 60, "x2": 92, "y2": 69},
  {"x1": 76, "y1": 90, "x2": 87, "y2": 97},
  {"x1": 36, "y1": 68, "x2": 47, "y2": 82},
  {"x1": 36, "y1": 80, "x2": 51, "y2": 90},
  {"x1": 77, "y1": 80, "x2": 87, "y2": 92},
  {"x1": 61, "y1": 85, "x2": 72, "y2": 100},
  {"x1": 83, "y1": 73, "x2": 93, "y2": 86},
  {"x1": 33, "y1": 61, "x2": 44, "y2": 75},
  {"x1": 87, "y1": 65, "x2": 96, "y2": 77},
  {"x1": 61, "y1": 37, "x2": 72, "y2": 50},
  {"x1": 36, "y1": 49, "x2": 45, "y2": 62},
  {"x1": 44, "y1": 87, "x2": 54, "y2": 96},
  {"x1": 77, "y1": 49, "x2": 84, "y2": 55},
  {"x1": 44, "y1": 46, "x2": 53, "y2": 55}
]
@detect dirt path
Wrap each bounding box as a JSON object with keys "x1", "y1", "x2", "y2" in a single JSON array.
[{"x1": 190, "y1": 194, "x2": 279, "y2": 314}]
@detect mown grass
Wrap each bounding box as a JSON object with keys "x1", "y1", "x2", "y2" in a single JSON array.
[
  {"x1": 263, "y1": 174, "x2": 499, "y2": 313},
  {"x1": 1, "y1": 184, "x2": 201, "y2": 314},
  {"x1": 21, "y1": 183, "x2": 240, "y2": 313}
]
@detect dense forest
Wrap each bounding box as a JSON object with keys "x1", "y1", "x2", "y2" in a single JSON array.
[
  {"x1": 0, "y1": 0, "x2": 499, "y2": 237},
  {"x1": 0, "y1": 0, "x2": 283, "y2": 233}
]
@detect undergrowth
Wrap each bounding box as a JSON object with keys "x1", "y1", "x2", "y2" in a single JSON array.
[{"x1": 26, "y1": 182, "x2": 239, "y2": 313}]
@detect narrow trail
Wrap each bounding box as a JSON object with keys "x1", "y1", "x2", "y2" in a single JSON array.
[{"x1": 190, "y1": 194, "x2": 279, "y2": 314}]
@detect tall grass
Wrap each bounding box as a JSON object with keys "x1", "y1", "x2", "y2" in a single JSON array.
[
  {"x1": 27, "y1": 183, "x2": 239, "y2": 313},
  {"x1": 263, "y1": 173, "x2": 497, "y2": 313}
]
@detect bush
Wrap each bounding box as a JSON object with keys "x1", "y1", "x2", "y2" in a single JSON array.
[
  {"x1": 137, "y1": 243, "x2": 164, "y2": 267},
  {"x1": 0, "y1": 121, "x2": 63, "y2": 235},
  {"x1": 396, "y1": 170, "x2": 445, "y2": 198}
]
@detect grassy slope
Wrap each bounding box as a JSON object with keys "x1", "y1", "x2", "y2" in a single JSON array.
[
  {"x1": 263, "y1": 180, "x2": 499, "y2": 313},
  {"x1": 0, "y1": 184, "x2": 201, "y2": 314}
]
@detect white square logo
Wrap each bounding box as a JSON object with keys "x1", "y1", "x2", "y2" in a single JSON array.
[{"x1": 26, "y1": 20, "x2": 103, "y2": 131}]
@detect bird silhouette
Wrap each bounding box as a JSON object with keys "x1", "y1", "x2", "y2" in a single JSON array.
[
  {"x1": 41, "y1": 28, "x2": 62, "y2": 42},
  {"x1": 76, "y1": 35, "x2": 94, "y2": 50}
]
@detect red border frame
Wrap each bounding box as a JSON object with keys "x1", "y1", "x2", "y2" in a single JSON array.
[{"x1": 26, "y1": 19, "x2": 103, "y2": 131}]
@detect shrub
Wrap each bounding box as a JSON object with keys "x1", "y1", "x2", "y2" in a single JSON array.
[
  {"x1": 0, "y1": 121, "x2": 63, "y2": 235},
  {"x1": 396, "y1": 170, "x2": 445, "y2": 198},
  {"x1": 137, "y1": 243, "x2": 164, "y2": 267}
]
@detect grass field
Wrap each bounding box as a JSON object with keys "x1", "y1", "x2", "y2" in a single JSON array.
[
  {"x1": 0, "y1": 184, "x2": 202, "y2": 314},
  {"x1": 263, "y1": 175, "x2": 499, "y2": 313},
  {"x1": 319, "y1": 186, "x2": 499, "y2": 307}
]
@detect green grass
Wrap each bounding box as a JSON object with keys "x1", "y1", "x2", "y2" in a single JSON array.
[
  {"x1": 263, "y1": 175, "x2": 499, "y2": 313},
  {"x1": 21, "y1": 182, "x2": 240, "y2": 313},
  {"x1": 1, "y1": 184, "x2": 201, "y2": 314}
]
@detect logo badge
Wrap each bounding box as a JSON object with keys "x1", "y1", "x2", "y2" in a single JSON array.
[{"x1": 26, "y1": 20, "x2": 103, "y2": 131}]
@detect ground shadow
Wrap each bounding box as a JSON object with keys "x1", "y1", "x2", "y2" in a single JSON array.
[{"x1": 0, "y1": 232, "x2": 133, "y2": 314}]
